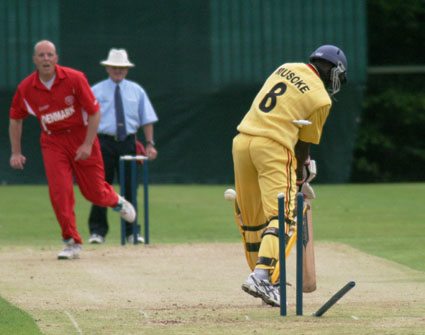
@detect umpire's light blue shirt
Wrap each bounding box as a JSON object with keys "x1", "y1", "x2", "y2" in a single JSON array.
[{"x1": 92, "y1": 78, "x2": 158, "y2": 136}]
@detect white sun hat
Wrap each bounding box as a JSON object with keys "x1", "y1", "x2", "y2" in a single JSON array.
[{"x1": 100, "y1": 49, "x2": 135, "y2": 67}]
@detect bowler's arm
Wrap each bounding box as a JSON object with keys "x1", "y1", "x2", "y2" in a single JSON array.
[
  {"x1": 9, "y1": 118, "x2": 26, "y2": 169},
  {"x1": 75, "y1": 111, "x2": 101, "y2": 161}
]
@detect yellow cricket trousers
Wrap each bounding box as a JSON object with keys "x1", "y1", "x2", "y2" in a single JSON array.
[{"x1": 232, "y1": 133, "x2": 297, "y2": 282}]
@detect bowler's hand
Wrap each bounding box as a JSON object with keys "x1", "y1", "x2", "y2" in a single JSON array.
[
  {"x1": 146, "y1": 145, "x2": 157, "y2": 161},
  {"x1": 75, "y1": 143, "x2": 92, "y2": 161},
  {"x1": 10, "y1": 153, "x2": 26, "y2": 170}
]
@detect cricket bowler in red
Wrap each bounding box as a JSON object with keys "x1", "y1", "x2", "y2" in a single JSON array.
[{"x1": 9, "y1": 40, "x2": 136, "y2": 260}]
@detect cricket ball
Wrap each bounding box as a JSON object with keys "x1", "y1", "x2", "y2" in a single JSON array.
[{"x1": 224, "y1": 188, "x2": 236, "y2": 201}]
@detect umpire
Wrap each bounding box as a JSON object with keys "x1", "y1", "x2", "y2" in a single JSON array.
[{"x1": 88, "y1": 48, "x2": 158, "y2": 244}]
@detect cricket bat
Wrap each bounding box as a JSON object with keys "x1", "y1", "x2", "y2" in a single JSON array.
[{"x1": 303, "y1": 199, "x2": 316, "y2": 292}]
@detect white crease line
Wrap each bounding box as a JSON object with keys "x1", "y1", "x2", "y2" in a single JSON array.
[
  {"x1": 65, "y1": 311, "x2": 83, "y2": 334},
  {"x1": 351, "y1": 315, "x2": 359, "y2": 320}
]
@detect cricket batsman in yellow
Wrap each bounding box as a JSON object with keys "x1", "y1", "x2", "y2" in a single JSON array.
[{"x1": 232, "y1": 45, "x2": 348, "y2": 306}]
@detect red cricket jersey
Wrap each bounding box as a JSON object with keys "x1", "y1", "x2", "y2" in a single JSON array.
[{"x1": 10, "y1": 65, "x2": 100, "y2": 133}]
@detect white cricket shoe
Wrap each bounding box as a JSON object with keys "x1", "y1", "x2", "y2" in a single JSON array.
[
  {"x1": 88, "y1": 234, "x2": 105, "y2": 244},
  {"x1": 58, "y1": 239, "x2": 82, "y2": 260},
  {"x1": 241, "y1": 272, "x2": 280, "y2": 307},
  {"x1": 127, "y1": 234, "x2": 145, "y2": 244},
  {"x1": 113, "y1": 195, "x2": 136, "y2": 223}
]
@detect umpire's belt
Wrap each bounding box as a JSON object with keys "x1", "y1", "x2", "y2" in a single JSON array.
[{"x1": 98, "y1": 133, "x2": 135, "y2": 142}]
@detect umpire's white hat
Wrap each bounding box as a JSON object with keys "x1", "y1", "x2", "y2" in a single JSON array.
[{"x1": 100, "y1": 49, "x2": 135, "y2": 67}]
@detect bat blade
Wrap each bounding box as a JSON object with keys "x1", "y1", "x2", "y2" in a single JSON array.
[{"x1": 303, "y1": 199, "x2": 316, "y2": 292}]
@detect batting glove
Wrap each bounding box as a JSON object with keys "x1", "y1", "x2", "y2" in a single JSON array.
[
  {"x1": 297, "y1": 157, "x2": 317, "y2": 199},
  {"x1": 303, "y1": 157, "x2": 317, "y2": 183},
  {"x1": 297, "y1": 181, "x2": 316, "y2": 199}
]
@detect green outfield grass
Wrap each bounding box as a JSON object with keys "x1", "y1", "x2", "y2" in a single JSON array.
[
  {"x1": 0, "y1": 183, "x2": 424, "y2": 334},
  {"x1": 1, "y1": 183, "x2": 424, "y2": 271},
  {"x1": 311, "y1": 183, "x2": 425, "y2": 272},
  {"x1": 0, "y1": 296, "x2": 42, "y2": 335}
]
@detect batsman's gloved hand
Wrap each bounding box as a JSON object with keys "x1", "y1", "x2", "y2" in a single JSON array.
[
  {"x1": 302, "y1": 156, "x2": 317, "y2": 183},
  {"x1": 297, "y1": 157, "x2": 317, "y2": 199},
  {"x1": 297, "y1": 181, "x2": 316, "y2": 199}
]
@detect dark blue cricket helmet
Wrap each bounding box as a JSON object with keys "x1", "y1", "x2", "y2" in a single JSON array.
[{"x1": 310, "y1": 45, "x2": 348, "y2": 95}]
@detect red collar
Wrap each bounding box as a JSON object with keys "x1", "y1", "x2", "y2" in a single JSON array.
[{"x1": 306, "y1": 63, "x2": 320, "y2": 77}]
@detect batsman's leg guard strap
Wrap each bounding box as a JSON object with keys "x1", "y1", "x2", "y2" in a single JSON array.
[
  {"x1": 256, "y1": 256, "x2": 277, "y2": 267},
  {"x1": 240, "y1": 222, "x2": 268, "y2": 231},
  {"x1": 240, "y1": 215, "x2": 292, "y2": 233},
  {"x1": 268, "y1": 216, "x2": 293, "y2": 225},
  {"x1": 246, "y1": 242, "x2": 261, "y2": 252},
  {"x1": 261, "y1": 227, "x2": 279, "y2": 239}
]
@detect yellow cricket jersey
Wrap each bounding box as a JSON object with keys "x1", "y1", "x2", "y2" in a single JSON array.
[{"x1": 237, "y1": 63, "x2": 332, "y2": 151}]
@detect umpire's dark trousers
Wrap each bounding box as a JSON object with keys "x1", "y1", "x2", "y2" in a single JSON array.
[{"x1": 88, "y1": 134, "x2": 139, "y2": 238}]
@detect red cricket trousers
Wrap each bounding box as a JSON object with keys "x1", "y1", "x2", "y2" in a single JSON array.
[{"x1": 41, "y1": 126, "x2": 118, "y2": 244}]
